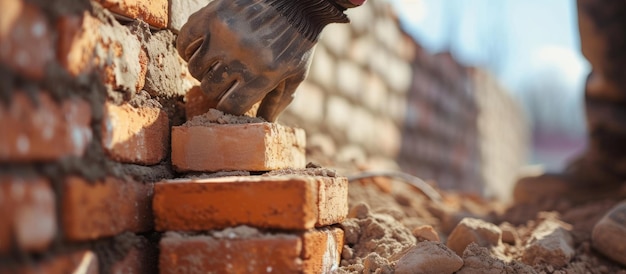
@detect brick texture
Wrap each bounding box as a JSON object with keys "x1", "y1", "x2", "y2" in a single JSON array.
[
  {"x1": 95, "y1": 0, "x2": 168, "y2": 29},
  {"x1": 159, "y1": 227, "x2": 343, "y2": 274},
  {"x1": 0, "y1": 92, "x2": 92, "y2": 162},
  {"x1": 62, "y1": 176, "x2": 153, "y2": 241},
  {"x1": 56, "y1": 11, "x2": 147, "y2": 92},
  {"x1": 153, "y1": 175, "x2": 348, "y2": 231},
  {"x1": 171, "y1": 123, "x2": 306, "y2": 172},
  {"x1": 0, "y1": 250, "x2": 98, "y2": 274},
  {"x1": 109, "y1": 236, "x2": 158, "y2": 274},
  {"x1": 0, "y1": 177, "x2": 56, "y2": 253},
  {"x1": 0, "y1": 2, "x2": 53, "y2": 80},
  {"x1": 102, "y1": 103, "x2": 169, "y2": 165}
]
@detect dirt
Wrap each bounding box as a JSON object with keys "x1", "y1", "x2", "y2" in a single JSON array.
[
  {"x1": 338, "y1": 177, "x2": 626, "y2": 273},
  {"x1": 183, "y1": 108, "x2": 266, "y2": 126}
]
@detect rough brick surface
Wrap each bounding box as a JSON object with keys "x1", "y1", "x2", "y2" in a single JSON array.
[
  {"x1": 0, "y1": 92, "x2": 92, "y2": 162},
  {"x1": 0, "y1": 1, "x2": 53, "y2": 80},
  {"x1": 0, "y1": 250, "x2": 98, "y2": 274},
  {"x1": 110, "y1": 235, "x2": 158, "y2": 274},
  {"x1": 171, "y1": 123, "x2": 306, "y2": 172},
  {"x1": 56, "y1": 11, "x2": 147, "y2": 92},
  {"x1": 102, "y1": 103, "x2": 169, "y2": 165},
  {"x1": 159, "y1": 227, "x2": 343, "y2": 274},
  {"x1": 62, "y1": 176, "x2": 153, "y2": 241},
  {"x1": 0, "y1": 177, "x2": 56, "y2": 253},
  {"x1": 153, "y1": 175, "x2": 348, "y2": 231},
  {"x1": 95, "y1": 0, "x2": 168, "y2": 28}
]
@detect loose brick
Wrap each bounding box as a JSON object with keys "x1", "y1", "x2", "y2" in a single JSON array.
[
  {"x1": 0, "y1": 177, "x2": 56, "y2": 253},
  {"x1": 171, "y1": 123, "x2": 306, "y2": 172},
  {"x1": 0, "y1": 1, "x2": 53, "y2": 80},
  {"x1": 62, "y1": 176, "x2": 153, "y2": 241},
  {"x1": 95, "y1": 0, "x2": 168, "y2": 29},
  {"x1": 159, "y1": 227, "x2": 343, "y2": 274},
  {"x1": 153, "y1": 175, "x2": 348, "y2": 231},
  {"x1": 56, "y1": 12, "x2": 147, "y2": 92},
  {"x1": 0, "y1": 92, "x2": 92, "y2": 162},
  {"x1": 0, "y1": 250, "x2": 98, "y2": 274},
  {"x1": 101, "y1": 103, "x2": 169, "y2": 165}
]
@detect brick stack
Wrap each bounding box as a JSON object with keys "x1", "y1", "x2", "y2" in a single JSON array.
[{"x1": 155, "y1": 115, "x2": 348, "y2": 273}]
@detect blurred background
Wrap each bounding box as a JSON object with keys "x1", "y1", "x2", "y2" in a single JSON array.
[{"x1": 283, "y1": 0, "x2": 590, "y2": 202}]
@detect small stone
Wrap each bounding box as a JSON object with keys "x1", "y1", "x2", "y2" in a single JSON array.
[
  {"x1": 347, "y1": 202, "x2": 371, "y2": 219},
  {"x1": 522, "y1": 217, "x2": 574, "y2": 267},
  {"x1": 412, "y1": 225, "x2": 440, "y2": 242},
  {"x1": 592, "y1": 201, "x2": 626, "y2": 266},
  {"x1": 446, "y1": 218, "x2": 502, "y2": 256},
  {"x1": 394, "y1": 241, "x2": 463, "y2": 274},
  {"x1": 499, "y1": 222, "x2": 519, "y2": 245}
]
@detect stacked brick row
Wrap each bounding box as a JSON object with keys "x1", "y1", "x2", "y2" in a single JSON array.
[
  {"x1": 0, "y1": 0, "x2": 199, "y2": 272},
  {"x1": 471, "y1": 69, "x2": 529, "y2": 201},
  {"x1": 157, "y1": 119, "x2": 348, "y2": 272},
  {"x1": 282, "y1": 1, "x2": 415, "y2": 164},
  {"x1": 396, "y1": 51, "x2": 483, "y2": 193}
]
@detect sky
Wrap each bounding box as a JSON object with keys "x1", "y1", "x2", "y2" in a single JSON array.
[{"x1": 388, "y1": 0, "x2": 590, "y2": 169}]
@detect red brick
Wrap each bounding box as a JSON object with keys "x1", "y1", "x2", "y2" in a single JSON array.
[
  {"x1": 153, "y1": 175, "x2": 348, "y2": 231},
  {"x1": 159, "y1": 227, "x2": 343, "y2": 274},
  {"x1": 95, "y1": 0, "x2": 168, "y2": 29},
  {"x1": 56, "y1": 12, "x2": 147, "y2": 92},
  {"x1": 0, "y1": 1, "x2": 53, "y2": 80},
  {"x1": 0, "y1": 250, "x2": 98, "y2": 274},
  {"x1": 0, "y1": 92, "x2": 92, "y2": 162},
  {"x1": 101, "y1": 103, "x2": 169, "y2": 165},
  {"x1": 0, "y1": 177, "x2": 56, "y2": 254},
  {"x1": 62, "y1": 176, "x2": 153, "y2": 241},
  {"x1": 171, "y1": 123, "x2": 306, "y2": 172}
]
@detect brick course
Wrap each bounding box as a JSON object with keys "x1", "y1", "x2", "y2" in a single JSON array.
[
  {"x1": 62, "y1": 176, "x2": 153, "y2": 241},
  {"x1": 153, "y1": 176, "x2": 348, "y2": 231},
  {"x1": 171, "y1": 123, "x2": 306, "y2": 172},
  {"x1": 95, "y1": 0, "x2": 168, "y2": 29},
  {"x1": 0, "y1": 177, "x2": 56, "y2": 254},
  {"x1": 159, "y1": 227, "x2": 344, "y2": 274},
  {"x1": 0, "y1": 92, "x2": 92, "y2": 162},
  {"x1": 102, "y1": 103, "x2": 169, "y2": 165}
]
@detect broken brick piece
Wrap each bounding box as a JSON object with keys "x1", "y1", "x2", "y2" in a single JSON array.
[
  {"x1": 95, "y1": 0, "x2": 168, "y2": 29},
  {"x1": 62, "y1": 176, "x2": 153, "y2": 241},
  {"x1": 171, "y1": 122, "x2": 306, "y2": 172},
  {"x1": 153, "y1": 175, "x2": 348, "y2": 231},
  {"x1": 0, "y1": 92, "x2": 92, "y2": 162},
  {"x1": 102, "y1": 103, "x2": 169, "y2": 165},
  {"x1": 159, "y1": 227, "x2": 343, "y2": 274},
  {"x1": 0, "y1": 176, "x2": 56, "y2": 254}
]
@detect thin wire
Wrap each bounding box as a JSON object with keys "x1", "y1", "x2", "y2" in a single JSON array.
[{"x1": 347, "y1": 171, "x2": 443, "y2": 204}]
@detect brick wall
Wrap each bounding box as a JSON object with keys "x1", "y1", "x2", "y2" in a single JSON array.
[{"x1": 0, "y1": 0, "x2": 528, "y2": 271}]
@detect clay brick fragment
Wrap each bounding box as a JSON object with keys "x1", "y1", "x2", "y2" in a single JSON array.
[
  {"x1": 153, "y1": 175, "x2": 348, "y2": 231},
  {"x1": 0, "y1": 250, "x2": 98, "y2": 274},
  {"x1": 159, "y1": 227, "x2": 343, "y2": 274},
  {"x1": 0, "y1": 1, "x2": 53, "y2": 80},
  {"x1": 0, "y1": 177, "x2": 56, "y2": 253},
  {"x1": 62, "y1": 176, "x2": 153, "y2": 241},
  {"x1": 95, "y1": 0, "x2": 168, "y2": 29},
  {"x1": 0, "y1": 92, "x2": 92, "y2": 162},
  {"x1": 102, "y1": 103, "x2": 169, "y2": 165},
  {"x1": 171, "y1": 122, "x2": 306, "y2": 172}
]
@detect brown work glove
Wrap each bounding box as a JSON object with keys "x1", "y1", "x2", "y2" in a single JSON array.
[{"x1": 177, "y1": 0, "x2": 363, "y2": 122}]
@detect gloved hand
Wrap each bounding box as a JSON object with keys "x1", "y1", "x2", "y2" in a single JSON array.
[{"x1": 177, "y1": 0, "x2": 364, "y2": 122}]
